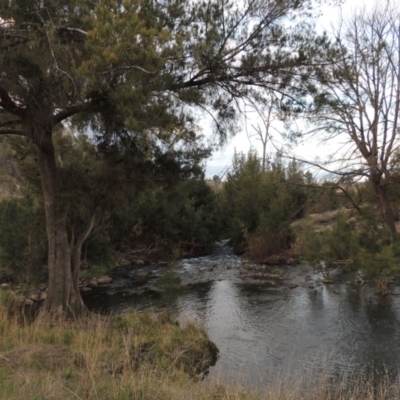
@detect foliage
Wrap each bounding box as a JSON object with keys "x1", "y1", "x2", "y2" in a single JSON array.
[
  {"x1": 297, "y1": 215, "x2": 358, "y2": 268},
  {"x1": 0, "y1": 128, "x2": 222, "y2": 286},
  {"x1": 304, "y1": 180, "x2": 346, "y2": 214},
  {"x1": 0, "y1": 138, "x2": 20, "y2": 200},
  {"x1": 111, "y1": 178, "x2": 223, "y2": 257},
  {"x1": 221, "y1": 151, "x2": 308, "y2": 258},
  {"x1": 0, "y1": 0, "x2": 337, "y2": 315},
  {"x1": 297, "y1": 209, "x2": 400, "y2": 279},
  {"x1": 0, "y1": 194, "x2": 47, "y2": 284}
]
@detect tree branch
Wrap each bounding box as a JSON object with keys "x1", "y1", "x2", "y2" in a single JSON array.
[
  {"x1": 52, "y1": 102, "x2": 102, "y2": 125},
  {"x1": 0, "y1": 86, "x2": 22, "y2": 116}
]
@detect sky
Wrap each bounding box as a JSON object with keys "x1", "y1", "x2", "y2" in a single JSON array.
[{"x1": 204, "y1": 0, "x2": 376, "y2": 179}]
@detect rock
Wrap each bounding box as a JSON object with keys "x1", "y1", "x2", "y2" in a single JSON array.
[
  {"x1": 136, "y1": 270, "x2": 150, "y2": 278},
  {"x1": 37, "y1": 283, "x2": 47, "y2": 291},
  {"x1": 39, "y1": 291, "x2": 47, "y2": 301},
  {"x1": 308, "y1": 284, "x2": 316, "y2": 289},
  {"x1": 30, "y1": 293, "x2": 40, "y2": 301},
  {"x1": 89, "y1": 278, "x2": 98, "y2": 287},
  {"x1": 287, "y1": 283, "x2": 298, "y2": 289},
  {"x1": 135, "y1": 259, "x2": 145, "y2": 265},
  {"x1": 0, "y1": 283, "x2": 11, "y2": 290},
  {"x1": 97, "y1": 276, "x2": 113, "y2": 284},
  {"x1": 263, "y1": 255, "x2": 285, "y2": 265},
  {"x1": 81, "y1": 287, "x2": 92, "y2": 293},
  {"x1": 323, "y1": 279, "x2": 334, "y2": 284},
  {"x1": 24, "y1": 299, "x2": 34, "y2": 306}
]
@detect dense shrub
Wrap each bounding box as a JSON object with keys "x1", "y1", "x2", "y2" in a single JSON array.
[
  {"x1": 221, "y1": 151, "x2": 308, "y2": 258},
  {"x1": 0, "y1": 195, "x2": 47, "y2": 284},
  {"x1": 110, "y1": 178, "x2": 223, "y2": 257},
  {"x1": 297, "y1": 209, "x2": 400, "y2": 279}
]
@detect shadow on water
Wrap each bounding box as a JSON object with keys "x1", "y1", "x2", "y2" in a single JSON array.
[{"x1": 83, "y1": 244, "x2": 400, "y2": 388}]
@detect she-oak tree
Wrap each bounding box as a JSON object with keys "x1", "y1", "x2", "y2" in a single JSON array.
[{"x1": 0, "y1": 0, "x2": 334, "y2": 318}]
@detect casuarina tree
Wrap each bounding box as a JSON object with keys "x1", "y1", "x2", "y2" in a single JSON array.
[{"x1": 0, "y1": 0, "x2": 334, "y2": 318}]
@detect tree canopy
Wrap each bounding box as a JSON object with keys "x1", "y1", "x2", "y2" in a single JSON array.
[{"x1": 0, "y1": 0, "x2": 334, "y2": 318}]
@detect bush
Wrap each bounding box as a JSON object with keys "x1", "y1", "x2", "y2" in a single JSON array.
[
  {"x1": 296, "y1": 209, "x2": 400, "y2": 279},
  {"x1": 0, "y1": 195, "x2": 47, "y2": 284},
  {"x1": 110, "y1": 178, "x2": 223, "y2": 257},
  {"x1": 221, "y1": 151, "x2": 307, "y2": 258}
]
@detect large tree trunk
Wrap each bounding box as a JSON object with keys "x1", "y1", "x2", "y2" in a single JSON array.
[
  {"x1": 34, "y1": 124, "x2": 88, "y2": 319},
  {"x1": 373, "y1": 182, "x2": 398, "y2": 242}
]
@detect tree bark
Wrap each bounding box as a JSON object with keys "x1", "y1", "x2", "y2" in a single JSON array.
[
  {"x1": 71, "y1": 213, "x2": 96, "y2": 298},
  {"x1": 34, "y1": 124, "x2": 89, "y2": 319}
]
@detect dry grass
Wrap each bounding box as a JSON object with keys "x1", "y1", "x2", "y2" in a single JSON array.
[{"x1": 0, "y1": 292, "x2": 400, "y2": 399}]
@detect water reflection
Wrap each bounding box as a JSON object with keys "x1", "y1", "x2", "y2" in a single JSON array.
[
  {"x1": 176, "y1": 280, "x2": 400, "y2": 385},
  {"x1": 84, "y1": 253, "x2": 400, "y2": 387}
]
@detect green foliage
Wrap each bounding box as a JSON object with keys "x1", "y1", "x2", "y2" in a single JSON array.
[
  {"x1": 221, "y1": 151, "x2": 308, "y2": 258},
  {"x1": 0, "y1": 195, "x2": 47, "y2": 284},
  {"x1": 79, "y1": 262, "x2": 110, "y2": 280},
  {"x1": 112, "y1": 178, "x2": 223, "y2": 257},
  {"x1": 298, "y1": 209, "x2": 400, "y2": 279},
  {"x1": 350, "y1": 208, "x2": 400, "y2": 278},
  {"x1": 0, "y1": 138, "x2": 20, "y2": 201},
  {"x1": 0, "y1": 0, "x2": 335, "y2": 310},
  {"x1": 0, "y1": 125, "x2": 221, "y2": 286},
  {"x1": 1, "y1": 0, "x2": 334, "y2": 144},
  {"x1": 299, "y1": 215, "x2": 358, "y2": 268}
]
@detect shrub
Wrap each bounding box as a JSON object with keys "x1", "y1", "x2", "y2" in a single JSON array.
[
  {"x1": 221, "y1": 151, "x2": 307, "y2": 257},
  {"x1": 0, "y1": 195, "x2": 47, "y2": 284}
]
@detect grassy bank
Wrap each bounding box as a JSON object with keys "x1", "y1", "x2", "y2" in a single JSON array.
[{"x1": 0, "y1": 292, "x2": 399, "y2": 399}]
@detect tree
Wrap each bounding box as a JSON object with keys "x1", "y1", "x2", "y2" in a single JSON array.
[
  {"x1": 311, "y1": 1, "x2": 400, "y2": 240},
  {"x1": 246, "y1": 96, "x2": 282, "y2": 171},
  {"x1": 0, "y1": 0, "x2": 333, "y2": 318},
  {"x1": 222, "y1": 151, "x2": 308, "y2": 259}
]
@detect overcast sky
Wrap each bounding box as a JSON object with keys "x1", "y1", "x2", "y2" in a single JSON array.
[{"x1": 204, "y1": 0, "x2": 376, "y2": 179}]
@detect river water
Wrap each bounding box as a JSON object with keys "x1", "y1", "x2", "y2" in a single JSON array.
[{"x1": 83, "y1": 242, "x2": 400, "y2": 387}]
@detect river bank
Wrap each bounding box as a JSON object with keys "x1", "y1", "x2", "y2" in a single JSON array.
[
  {"x1": 0, "y1": 296, "x2": 399, "y2": 399},
  {"x1": 76, "y1": 242, "x2": 400, "y2": 391},
  {"x1": 0, "y1": 292, "x2": 221, "y2": 399},
  {"x1": 4, "y1": 241, "x2": 400, "y2": 397}
]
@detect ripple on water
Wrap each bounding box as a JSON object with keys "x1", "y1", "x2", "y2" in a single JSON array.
[{"x1": 83, "y1": 246, "x2": 400, "y2": 387}]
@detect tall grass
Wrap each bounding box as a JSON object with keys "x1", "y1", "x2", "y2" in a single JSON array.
[{"x1": 0, "y1": 295, "x2": 399, "y2": 399}]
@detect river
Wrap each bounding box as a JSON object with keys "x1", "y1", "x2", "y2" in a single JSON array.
[{"x1": 82, "y1": 242, "x2": 400, "y2": 387}]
